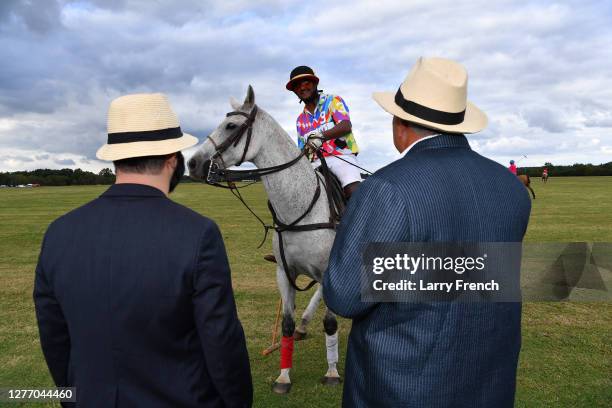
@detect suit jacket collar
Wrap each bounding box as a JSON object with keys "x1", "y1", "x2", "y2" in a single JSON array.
[
  {"x1": 101, "y1": 183, "x2": 167, "y2": 198},
  {"x1": 408, "y1": 133, "x2": 471, "y2": 155}
]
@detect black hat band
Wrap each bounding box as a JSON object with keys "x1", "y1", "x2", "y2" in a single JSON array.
[
  {"x1": 394, "y1": 88, "x2": 465, "y2": 125},
  {"x1": 107, "y1": 126, "x2": 183, "y2": 144}
]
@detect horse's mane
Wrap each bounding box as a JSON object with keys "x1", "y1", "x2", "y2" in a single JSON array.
[{"x1": 258, "y1": 105, "x2": 300, "y2": 147}]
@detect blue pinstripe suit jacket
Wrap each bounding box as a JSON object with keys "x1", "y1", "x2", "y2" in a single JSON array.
[{"x1": 323, "y1": 134, "x2": 531, "y2": 407}]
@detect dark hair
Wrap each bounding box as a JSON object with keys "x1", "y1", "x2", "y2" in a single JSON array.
[{"x1": 113, "y1": 154, "x2": 173, "y2": 175}]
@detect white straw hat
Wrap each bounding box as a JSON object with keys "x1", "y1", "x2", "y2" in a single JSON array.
[
  {"x1": 372, "y1": 57, "x2": 487, "y2": 133},
  {"x1": 96, "y1": 93, "x2": 199, "y2": 161}
]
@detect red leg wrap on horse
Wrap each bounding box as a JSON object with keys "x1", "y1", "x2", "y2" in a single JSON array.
[{"x1": 280, "y1": 335, "x2": 294, "y2": 369}]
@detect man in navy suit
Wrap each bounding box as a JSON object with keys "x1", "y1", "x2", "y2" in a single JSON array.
[
  {"x1": 34, "y1": 93, "x2": 252, "y2": 407},
  {"x1": 323, "y1": 58, "x2": 531, "y2": 407}
]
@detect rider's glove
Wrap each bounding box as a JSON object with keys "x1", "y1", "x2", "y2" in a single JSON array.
[{"x1": 304, "y1": 130, "x2": 325, "y2": 154}]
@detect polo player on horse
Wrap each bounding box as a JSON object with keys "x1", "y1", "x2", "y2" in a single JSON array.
[
  {"x1": 264, "y1": 66, "x2": 363, "y2": 276},
  {"x1": 286, "y1": 66, "x2": 362, "y2": 199}
]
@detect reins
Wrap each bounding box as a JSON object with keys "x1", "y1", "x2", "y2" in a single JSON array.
[{"x1": 207, "y1": 149, "x2": 308, "y2": 184}]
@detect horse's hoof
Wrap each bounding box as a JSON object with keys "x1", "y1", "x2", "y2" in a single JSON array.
[
  {"x1": 272, "y1": 381, "x2": 292, "y2": 394},
  {"x1": 320, "y1": 376, "x2": 342, "y2": 386},
  {"x1": 294, "y1": 330, "x2": 307, "y2": 341}
]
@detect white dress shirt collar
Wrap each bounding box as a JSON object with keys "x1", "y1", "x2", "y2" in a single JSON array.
[{"x1": 399, "y1": 134, "x2": 441, "y2": 157}]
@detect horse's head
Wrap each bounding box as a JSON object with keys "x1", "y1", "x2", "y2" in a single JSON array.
[{"x1": 188, "y1": 85, "x2": 264, "y2": 182}]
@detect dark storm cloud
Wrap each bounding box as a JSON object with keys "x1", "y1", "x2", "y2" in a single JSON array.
[
  {"x1": 0, "y1": 0, "x2": 293, "y2": 119},
  {"x1": 0, "y1": 0, "x2": 19, "y2": 22},
  {"x1": 0, "y1": 0, "x2": 63, "y2": 33}
]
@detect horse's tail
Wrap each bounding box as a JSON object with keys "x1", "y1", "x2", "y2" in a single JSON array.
[{"x1": 528, "y1": 185, "x2": 536, "y2": 199}]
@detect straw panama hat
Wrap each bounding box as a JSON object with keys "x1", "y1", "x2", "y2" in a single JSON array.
[
  {"x1": 372, "y1": 57, "x2": 487, "y2": 134},
  {"x1": 96, "y1": 93, "x2": 199, "y2": 161}
]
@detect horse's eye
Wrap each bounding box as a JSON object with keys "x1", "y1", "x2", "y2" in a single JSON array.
[{"x1": 226, "y1": 122, "x2": 237, "y2": 130}]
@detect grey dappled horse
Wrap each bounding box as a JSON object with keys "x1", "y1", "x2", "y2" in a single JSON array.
[{"x1": 188, "y1": 86, "x2": 341, "y2": 393}]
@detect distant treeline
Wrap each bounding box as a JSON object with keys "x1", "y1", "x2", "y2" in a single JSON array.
[
  {"x1": 0, "y1": 168, "x2": 200, "y2": 187},
  {"x1": 0, "y1": 168, "x2": 116, "y2": 186},
  {"x1": 521, "y1": 162, "x2": 612, "y2": 177},
  {"x1": 1, "y1": 162, "x2": 611, "y2": 186}
]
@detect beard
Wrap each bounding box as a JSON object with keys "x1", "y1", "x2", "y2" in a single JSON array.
[{"x1": 169, "y1": 152, "x2": 185, "y2": 193}]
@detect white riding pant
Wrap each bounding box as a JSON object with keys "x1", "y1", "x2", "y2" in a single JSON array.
[{"x1": 311, "y1": 154, "x2": 362, "y2": 188}]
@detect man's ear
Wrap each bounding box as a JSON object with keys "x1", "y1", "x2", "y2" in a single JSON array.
[
  {"x1": 166, "y1": 153, "x2": 178, "y2": 170},
  {"x1": 392, "y1": 116, "x2": 410, "y2": 153}
]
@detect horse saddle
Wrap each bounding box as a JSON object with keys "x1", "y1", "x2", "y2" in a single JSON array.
[{"x1": 263, "y1": 161, "x2": 348, "y2": 266}]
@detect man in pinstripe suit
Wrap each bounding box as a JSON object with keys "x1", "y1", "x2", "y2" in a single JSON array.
[{"x1": 323, "y1": 58, "x2": 531, "y2": 407}]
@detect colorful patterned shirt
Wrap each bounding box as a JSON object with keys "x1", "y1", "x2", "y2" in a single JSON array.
[{"x1": 296, "y1": 93, "x2": 359, "y2": 159}]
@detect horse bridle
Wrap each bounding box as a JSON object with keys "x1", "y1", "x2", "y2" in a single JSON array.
[
  {"x1": 208, "y1": 105, "x2": 258, "y2": 167},
  {"x1": 206, "y1": 104, "x2": 307, "y2": 185},
  {"x1": 204, "y1": 104, "x2": 335, "y2": 292}
]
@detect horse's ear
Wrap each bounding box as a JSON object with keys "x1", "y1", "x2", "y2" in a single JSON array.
[
  {"x1": 243, "y1": 85, "x2": 255, "y2": 108},
  {"x1": 229, "y1": 96, "x2": 241, "y2": 110}
]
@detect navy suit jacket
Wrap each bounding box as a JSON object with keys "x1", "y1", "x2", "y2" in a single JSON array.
[
  {"x1": 324, "y1": 134, "x2": 531, "y2": 407},
  {"x1": 34, "y1": 183, "x2": 252, "y2": 407}
]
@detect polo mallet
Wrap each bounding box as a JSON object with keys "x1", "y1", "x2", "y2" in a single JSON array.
[
  {"x1": 261, "y1": 298, "x2": 282, "y2": 356},
  {"x1": 514, "y1": 155, "x2": 529, "y2": 176},
  {"x1": 515, "y1": 155, "x2": 528, "y2": 165}
]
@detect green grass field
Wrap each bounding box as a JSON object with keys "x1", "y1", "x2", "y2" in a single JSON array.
[{"x1": 1, "y1": 177, "x2": 611, "y2": 407}]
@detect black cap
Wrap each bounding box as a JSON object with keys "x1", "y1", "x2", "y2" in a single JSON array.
[{"x1": 286, "y1": 65, "x2": 320, "y2": 90}]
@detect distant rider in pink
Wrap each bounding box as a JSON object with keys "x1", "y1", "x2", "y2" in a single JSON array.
[{"x1": 509, "y1": 159, "x2": 517, "y2": 175}]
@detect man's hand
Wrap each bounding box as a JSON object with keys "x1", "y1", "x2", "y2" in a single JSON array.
[{"x1": 304, "y1": 130, "x2": 324, "y2": 155}]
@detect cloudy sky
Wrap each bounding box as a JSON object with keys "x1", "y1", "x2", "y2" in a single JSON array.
[{"x1": 1, "y1": 0, "x2": 611, "y2": 173}]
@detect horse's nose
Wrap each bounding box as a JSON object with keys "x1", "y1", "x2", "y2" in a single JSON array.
[{"x1": 188, "y1": 158, "x2": 197, "y2": 171}]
